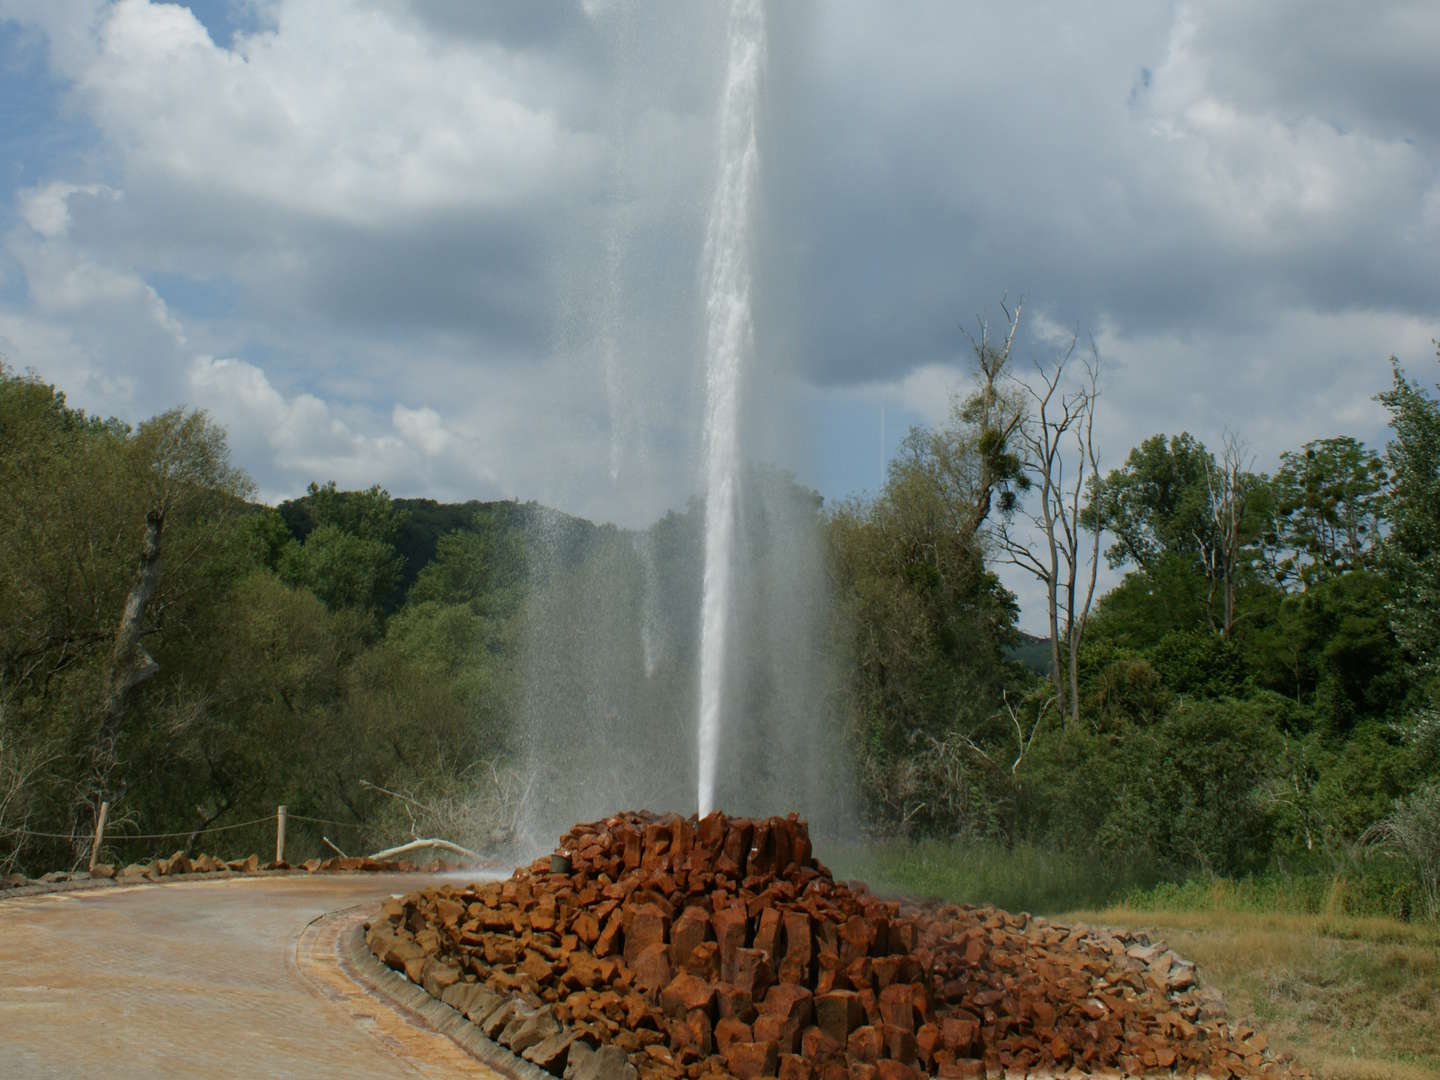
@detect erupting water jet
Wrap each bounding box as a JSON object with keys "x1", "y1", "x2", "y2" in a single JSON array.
[{"x1": 696, "y1": 0, "x2": 765, "y2": 817}]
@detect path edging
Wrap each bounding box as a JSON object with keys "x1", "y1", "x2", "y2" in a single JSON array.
[{"x1": 338, "y1": 917, "x2": 555, "y2": 1080}]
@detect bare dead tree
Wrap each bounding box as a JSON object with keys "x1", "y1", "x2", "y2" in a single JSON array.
[
  {"x1": 999, "y1": 338, "x2": 1104, "y2": 727},
  {"x1": 1196, "y1": 434, "x2": 1254, "y2": 640},
  {"x1": 361, "y1": 760, "x2": 534, "y2": 853},
  {"x1": 1000, "y1": 688, "x2": 1053, "y2": 779},
  {"x1": 960, "y1": 297, "x2": 1029, "y2": 537}
]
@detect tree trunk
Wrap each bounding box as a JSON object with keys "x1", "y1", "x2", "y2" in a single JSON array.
[{"x1": 103, "y1": 508, "x2": 164, "y2": 732}]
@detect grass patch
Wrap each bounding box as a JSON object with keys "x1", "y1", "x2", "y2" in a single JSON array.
[
  {"x1": 1121, "y1": 857, "x2": 1427, "y2": 923},
  {"x1": 819, "y1": 838, "x2": 1156, "y2": 914}
]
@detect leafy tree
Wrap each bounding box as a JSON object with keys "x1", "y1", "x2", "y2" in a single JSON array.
[
  {"x1": 1378, "y1": 352, "x2": 1440, "y2": 762},
  {"x1": 1378, "y1": 356, "x2": 1440, "y2": 680},
  {"x1": 1146, "y1": 630, "x2": 1248, "y2": 700},
  {"x1": 238, "y1": 507, "x2": 293, "y2": 571},
  {"x1": 1082, "y1": 552, "x2": 1213, "y2": 648},
  {"x1": 1086, "y1": 432, "x2": 1271, "y2": 639},
  {"x1": 827, "y1": 359, "x2": 1027, "y2": 834},
  {"x1": 1096, "y1": 697, "x2": 1282, "y2": 876},
  {"x1": 280, "y1": 481, "x2": 407, "y2": 548},
  {"x1": 1263, "y1": 436, "x2": 1386, "y2": 590},
  {"x1": 0, "y1": 368, "x2": 255, "y2": 859},
  {"x1": 1249, "y1": 570, "x2": 1405, "y2": 735},
  {"x1": 277, "y1": 524, "x2": 404, "y2": 618},
  {"x1": 124, "y1": 570, "x2": 358, "y2": 845},
  {"x1": 1085, "y1": 433, "x2": 1218, "y2": 572},
  {"x1": 274, "y1": 482, "x2": 410, "y2": 617},
  {"x1": 407, "y1": 520, "x2": 526, "y2": 613}
]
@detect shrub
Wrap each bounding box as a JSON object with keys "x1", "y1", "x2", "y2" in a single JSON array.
[{"x1": 1364, "y1": 780, "x2": 1440, "y2": 921}]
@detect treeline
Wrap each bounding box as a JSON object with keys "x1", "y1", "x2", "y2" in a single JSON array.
[
  {"x1": 0, "y1": 366, "x2": 599, "y2": 870},
  {"x1": 829, "y1": 322, "x2": 1440, "y2": 921},
  {"x1": 2, "y1": 339, "x2": 1438, "y2": 920}
]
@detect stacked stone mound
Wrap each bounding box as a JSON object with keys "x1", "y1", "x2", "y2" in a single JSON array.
[{"x1": 366, "y1": 811, "x2": 1302, "y2": 1080}]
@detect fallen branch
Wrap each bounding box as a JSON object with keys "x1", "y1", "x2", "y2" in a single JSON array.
[
  {"x1": 321, "y1": 835, "x2": 348, "y2": 858},
  {"x1": 369, "y1": 837, "x2": 481, "y2": 863}
]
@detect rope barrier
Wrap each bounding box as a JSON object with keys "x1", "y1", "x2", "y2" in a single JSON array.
[
  {"x1": 1, "y1": 814, "x2": 278, "y2": 842},
  {"x1": 283, "y1": 814, "x2": 368, "y2": 829}
]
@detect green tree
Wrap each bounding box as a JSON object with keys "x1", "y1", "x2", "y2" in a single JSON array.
[
  {"x1": 1378, "y1": 351, "x2": 1440, "y2": 761},
  {"x1": 275, "y1": 482, "x2": 410, "y2": 617},
  {"x1": 1085, "y1": 433, "x2": 1218, "y2": 572},
  {"x1": 1249, "y1": 570, "x2": 1405, "y2": 735},
  {"x1": 0, "y1": 368, "x2": 255, "y2": 860},
  {"x1": 281, "y1": 481, "x2": 407, "y2": 548},
  {"x1": 827, "y1": 349, "x2": 1027, "y2": 834},
  {"x1": 1086, "y1": 432, "x2": 1271, "y2": 639},
  {"x1": 278, "y1": 525, "x2": 404, "y2": 617},
  {"x1": 407, "y1": 520, "x2": 526, "y2": 613},
  {"x1": 1378, "y1": 356, "x2": 1440, "y2": 681},
  {"x1": 1264, "y1": 436, "x2": 1386, "y2": 590}
]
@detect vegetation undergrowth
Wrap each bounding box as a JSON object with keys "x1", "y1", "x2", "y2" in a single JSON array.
[
  {"x1": 824, "y1": 838, "x2": 1162, "y2": 915},
  {"x1": 1120, "y1": 858, "x2": 1429, "y2": 924}
]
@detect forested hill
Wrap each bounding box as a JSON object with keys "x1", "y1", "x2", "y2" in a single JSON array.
[
  {"x1": 273, "y1": 487, "x2": 608, "y2": 606},
  {"x1": 1008, "y1": 632, "x2": 1052, "y2": 676}
]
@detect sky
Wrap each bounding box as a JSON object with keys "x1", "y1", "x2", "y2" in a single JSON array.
[{"x1": 0, "y1": 0, "x2": 1437, "y2": 630}]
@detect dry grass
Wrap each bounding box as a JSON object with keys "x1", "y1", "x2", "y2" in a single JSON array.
[{"x1": 1061, "y1": 905, "x2": 1440, "y2": 1080}]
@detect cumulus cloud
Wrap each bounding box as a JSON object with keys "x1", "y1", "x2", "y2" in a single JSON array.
[
  {"x1": 17, "y1": 181, "x2": 116, "y2": 237},
  {"x1": 0, "y1": 0, "x2": 1432, "y2": 600}
]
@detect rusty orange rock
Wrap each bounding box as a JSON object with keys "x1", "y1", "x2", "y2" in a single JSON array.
[{"x1": 370, "y1": 810, "x2": 1304, "y2": 1080}]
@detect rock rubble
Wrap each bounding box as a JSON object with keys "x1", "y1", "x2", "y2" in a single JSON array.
[
  {"x1": 0, "y1": 850, "x2": 448, "y2": 892},
  {"x1": 366, "y1": 810, "x2": 1304, "y2": 1080}
]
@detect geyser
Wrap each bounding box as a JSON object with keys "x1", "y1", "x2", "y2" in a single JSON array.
[
  {"x1": 516, "y1": 1, "x2": 847, "y2": 848},
  {"x1": 696, "y1": 0, "x2": 765, "y2": 817}
]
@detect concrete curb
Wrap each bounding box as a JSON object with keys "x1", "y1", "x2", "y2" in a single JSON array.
[{"x1": 338, "y1": 916, "x2": 556, "y2": 1080}]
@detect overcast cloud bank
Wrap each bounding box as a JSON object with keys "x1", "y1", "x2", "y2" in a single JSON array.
[{"x1": 0, "y1": 0, "x2": 1436, "y2": 625}]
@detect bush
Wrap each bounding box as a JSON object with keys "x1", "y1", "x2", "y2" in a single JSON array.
[
  {"x1": 1019, "y1": 696, "x2": 1283, "y2": 878},
  {"x1": 1364, "y1": 780, "x2": 1440, "y2": 921}
]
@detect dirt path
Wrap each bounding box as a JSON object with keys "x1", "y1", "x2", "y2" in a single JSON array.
[{"x1": 0, "y1": 873, "x2": 506, "y2": 1079}]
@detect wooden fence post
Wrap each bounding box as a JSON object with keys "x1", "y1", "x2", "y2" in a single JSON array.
[
  {"x1": 276, "y1": 805, "x2": 287, "y2": 865},
  {"x1": 88, "y1": 801, "x2": 109, "y2": 873}
]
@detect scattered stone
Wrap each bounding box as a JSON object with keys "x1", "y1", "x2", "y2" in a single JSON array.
[{"x1": 565, "y1": 1042, "x2": 637, "y2": 1080}]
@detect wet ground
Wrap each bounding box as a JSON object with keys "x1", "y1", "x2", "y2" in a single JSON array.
[{"x1": 0, "y1": 873, "x2": 504, "y2": 1078}]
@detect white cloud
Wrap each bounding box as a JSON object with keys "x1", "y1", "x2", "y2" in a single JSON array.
[
  {"x1": 0, "y1": 0, "x2": 1432, "y2": 625},
  {"x1": 17, "y1": 182, "x2": 117, "y2": 238},
  {"x1": 66, "y1": 0, "x2": 598, "y2": 225},
  {"x1": 392, "y1": 403, "x2": 453, "y2": 457}
]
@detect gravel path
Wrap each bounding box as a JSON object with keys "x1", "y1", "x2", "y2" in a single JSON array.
[{"x1": 0, "y1": 873, "x2": 505, "y2": 1079}]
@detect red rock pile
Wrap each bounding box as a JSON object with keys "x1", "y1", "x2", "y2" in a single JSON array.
[
  {"x1": 366, "y1": 811, "x2": 1302, "y2": 1080},
  {"x1": 106, "y1": 849, "x2": 447, "y2": 880}
]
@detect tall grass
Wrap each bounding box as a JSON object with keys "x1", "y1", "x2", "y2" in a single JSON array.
[
  {"x1": 1121, "y1": 853, "x2": 1428, "y2": 923},
  {"x1": 822, "y1": 839, "x2": 1433, "y2": 923},
  {"x1": 820, "y1": 839, "x2": 1159, "y2": 914}
]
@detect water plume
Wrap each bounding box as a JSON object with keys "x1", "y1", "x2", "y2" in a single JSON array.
[{"x1": 696, "y1": 0, "x2": 765, "y2": 817}]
